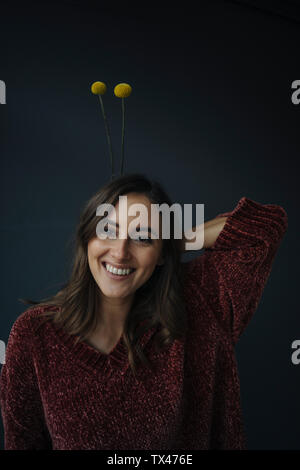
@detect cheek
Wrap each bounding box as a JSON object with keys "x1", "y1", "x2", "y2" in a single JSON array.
[
  {"x1": 139, "y1": 250, "x2": 160, "y2": 270},
  {"x1": 88, "y1": 239, "x2": 104, "y2": 258},
  {"x1": 87, "y1": 243, "x2": 94, "y2": 262},
  {"x1": 138, "y1": 257, "x2": 159, "y2": 284}
]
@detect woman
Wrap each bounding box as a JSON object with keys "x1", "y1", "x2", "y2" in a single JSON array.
[{"x1": 0, "y1": 173, "x2": 288, "y2": 450}]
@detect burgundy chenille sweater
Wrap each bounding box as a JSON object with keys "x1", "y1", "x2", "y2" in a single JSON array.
[{"x1": 0, "y1": 197, "x2": 288, "y2": 450}]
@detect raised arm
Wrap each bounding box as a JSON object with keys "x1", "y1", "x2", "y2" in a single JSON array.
[
  {"x1": 184, "y1": 196, "x2": 288, "y2": 345},
  {"x1": 181, "y1": 216, "x2": 229, "y2": 251}
]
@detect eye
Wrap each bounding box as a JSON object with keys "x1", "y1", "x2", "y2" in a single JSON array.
[
  {"x1": 100, "y1": 227, "x2": 115, "y2": 237},
  {"x1": 131, "y1": 234, "x2": 152, "y2": 244},
  {"x1": 136, "y1": 236, "x2": 152, "y2": 244}
]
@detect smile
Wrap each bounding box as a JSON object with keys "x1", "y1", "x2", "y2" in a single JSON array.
[{"x1": 101, "y1": 262, "x2": 136, "y2": 280}]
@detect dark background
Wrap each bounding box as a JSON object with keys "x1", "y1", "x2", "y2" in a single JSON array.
[{"x1": 0, "y1": 0, "x2": 299, "y2": 450}]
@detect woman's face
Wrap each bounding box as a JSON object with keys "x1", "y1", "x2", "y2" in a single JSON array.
[{"x1": 87, "y1": 192, "x2": 164, "y2": 301}]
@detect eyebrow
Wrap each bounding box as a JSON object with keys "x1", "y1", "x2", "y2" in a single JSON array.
[{"x1": 106, "y1": 219, "x2": 158, "y2": 237}]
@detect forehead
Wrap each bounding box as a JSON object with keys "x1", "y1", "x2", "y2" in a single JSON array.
[
  {"x1": 112, "y1": 193, "x2": 161, "y2": 233},
  {"x1": 115, "y1": 192, "x2": 151, "y2": 209}
]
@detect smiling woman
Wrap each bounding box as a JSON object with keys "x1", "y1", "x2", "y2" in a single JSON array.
[
  {"x1": 15, "y1": 174, "x2": 187, "y2": 375},
  {"x1": 0, "y1": 173, "x2": 288, "y2": 450}
]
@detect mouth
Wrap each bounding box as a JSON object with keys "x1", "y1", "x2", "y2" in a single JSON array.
[{"x1": 101, "y1": 262, "x2": 136, "y2": 280}]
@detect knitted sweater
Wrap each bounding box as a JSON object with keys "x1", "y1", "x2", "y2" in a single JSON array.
[{"x1": 0, "y1": 197, "x2": 288, "y2": 450}]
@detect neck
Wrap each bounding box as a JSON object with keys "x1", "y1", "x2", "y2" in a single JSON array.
[{"x1": 97, "y1": 293, "x2": 134, "y2": 333}]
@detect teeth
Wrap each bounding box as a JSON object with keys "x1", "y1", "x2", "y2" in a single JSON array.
[{"x1": 105, "y1": 263, "x2": 133, "y2": 276}]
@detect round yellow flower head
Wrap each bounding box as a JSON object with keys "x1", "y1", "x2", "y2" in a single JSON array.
[
  {"x1": 114, "y1": 83, "x2": 132, "y2": 98},
  {"x1": 91, "y1": 81, "x2": 107, "y2": 95}
]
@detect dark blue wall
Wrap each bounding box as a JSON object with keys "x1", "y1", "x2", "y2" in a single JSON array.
[{"x1": 0, "y1": 0, "x2": 299, "y2": 450}]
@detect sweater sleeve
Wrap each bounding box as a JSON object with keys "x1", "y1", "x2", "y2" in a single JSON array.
[
  {"x1": 199, "y1": 196, "x2": 288, "y2": 345},
  {"x1": 0, "y1": 313, "x2": 52, "y2": 449}
]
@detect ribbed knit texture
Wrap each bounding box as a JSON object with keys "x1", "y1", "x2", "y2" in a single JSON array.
[{"x1": 0, "y1": 197, "x2": 288, "y2": 450}]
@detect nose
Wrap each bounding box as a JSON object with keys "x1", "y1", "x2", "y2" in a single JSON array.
[{"x1": 110, "y1": 237, "x2": 131, "y2": 261}]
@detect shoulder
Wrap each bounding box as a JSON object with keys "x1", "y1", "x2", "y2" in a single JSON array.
[
  {"x1": 11, "y1": 305, "x2": 60, "y2": 338},
  {"x1": 181, "y1": 253, "x2": 211, "y2": 292},
  {"x1": 181, "y1": 253, "x2": 223, "y2": 317},
  {"x1": 181, "y1": 255, "x2": 209, "y2": 310},
  {"x1": 180, "y1": 255, "x2": 227, "y2": 342},
  {"x1": 3, "y1": 305, "x2": 59, "y2": 369}
]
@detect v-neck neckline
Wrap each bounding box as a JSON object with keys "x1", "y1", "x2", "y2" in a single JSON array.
[
  {"x1": 82, "y1": 332, "x2": 124, "y2": 357},
  {"x1": 51, "y1": 317, "x2": 159, "y2": 376}
]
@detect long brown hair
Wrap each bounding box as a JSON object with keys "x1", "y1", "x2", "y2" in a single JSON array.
[{"x1": 19, "y1": 173, "x2": 188, "y2": 377}]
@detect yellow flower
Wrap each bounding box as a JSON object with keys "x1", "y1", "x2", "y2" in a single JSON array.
[
  {"x1": 114, "y1": 83, "x2": 132, "y2": 98},
  {"x1": 91, "y1": 81, "x2": 107, "y2": 95}
]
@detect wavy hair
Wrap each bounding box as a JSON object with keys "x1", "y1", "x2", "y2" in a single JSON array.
[{"x1": 19, "y1": 173, "x2": 188, "y2": 377}]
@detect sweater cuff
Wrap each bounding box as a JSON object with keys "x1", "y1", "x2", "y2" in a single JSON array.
[{"x1": 210, "y1": 196, "x2": 288, "y2": 250}]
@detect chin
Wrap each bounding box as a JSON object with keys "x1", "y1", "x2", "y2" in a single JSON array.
[{"x1": 99, "y1": 284, "x2": 135, "y2": 297}]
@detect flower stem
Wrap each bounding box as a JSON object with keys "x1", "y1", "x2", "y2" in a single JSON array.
[
  {"x1": 98, "y1": 95, "x2": 115, "y2": 180},
  {"x1": 120, "y1": 98, "x2": 125, "y2": 175}
]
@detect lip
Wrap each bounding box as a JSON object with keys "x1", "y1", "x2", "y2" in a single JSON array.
[
  {"x1": 103, "y1": 261, "x2": 135, "y2": 270},
  {"x1": 101, "y1": 262, "x2": 135, "y2": 281}
]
